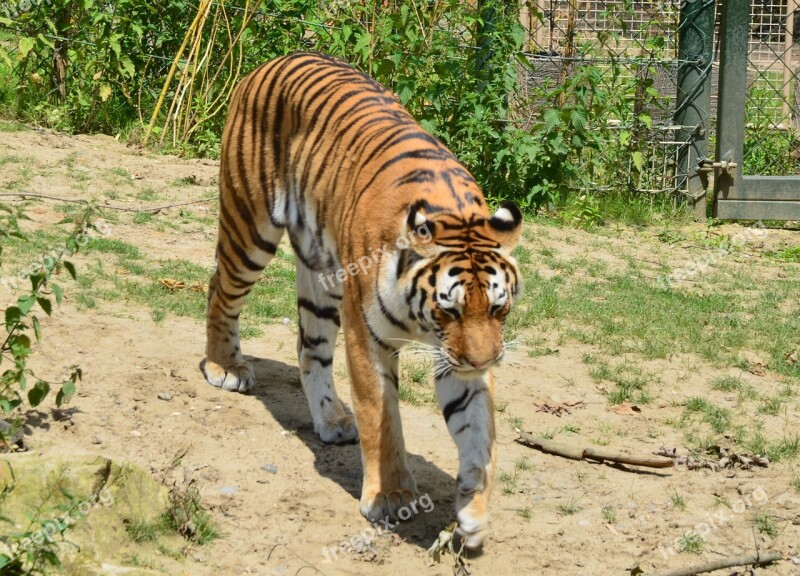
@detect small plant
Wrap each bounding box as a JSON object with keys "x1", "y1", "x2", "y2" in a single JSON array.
[
  {"x1": 517, "y1": 507, "x2": 532, "y2": 520},
  {"x1": 679, "y1": 532, "x2": 705, "y2": 554},
  {"x1": 556, "y1": 497, "x2": 581, "y2": 516},
  {"x1": 163, "y1": 484, "x2": 219, "y2": 545},
  {"x1": 754, "y1": 511, "x2": 780, "y2": 538},
  {"x1": 670, "y1": 491, "x2": 686, "y2": 511},
  {"x1": 0, "y1": 204, "x2": 94, "y2": 448},
  {"x1": 601, "y1": 506, "x2": 617, "y2": 524}
]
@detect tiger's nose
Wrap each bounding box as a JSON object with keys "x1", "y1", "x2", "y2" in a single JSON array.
[{"x1": 464, "y1": 350, "x2": 503, "y2": 370}]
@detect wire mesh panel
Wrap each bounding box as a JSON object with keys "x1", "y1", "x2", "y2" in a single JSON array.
[
  {"x1": 741, "y1": 0, "x2": 800, "y2": 176},
  {"x1": 519, "y1": 0, "x2": 691, "y2": 195}
]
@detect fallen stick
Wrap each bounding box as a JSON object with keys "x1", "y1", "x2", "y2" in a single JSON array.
[
  {"x1": 515, "y1": 431, "x2": 675, "y2": 469},
  {"x1": 649, "y1": 550, "x2": 783, "y2": 576}
]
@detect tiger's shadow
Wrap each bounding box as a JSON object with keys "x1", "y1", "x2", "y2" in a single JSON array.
[{"x1": 245, "y1": 355, "x2": 461, "y2": 553}]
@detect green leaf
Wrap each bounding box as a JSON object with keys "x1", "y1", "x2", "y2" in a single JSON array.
[
  {"x1": 56, "y1": 380, "x2": 76, "y2": 407},
  {"x1": 37, "y1": 297, "x2": 52, "y2": 316},
  {"x1": 17, "y1": 294, "x2": 35, "y2": 314},
  {"x1": 18, "y1": 37, "x2": 35, "y2": 58},
  {"x1": 99, "y1": 83, "x2": 112, "y2": 102},
  {"x1": 64, "y1": 261, "x2": 77, "y2": 280},
  {"x1": 28, "y1": 380, "x2": 50, "y2": 407},
  {"x1": 33, "y1": 316, "x2": 42, "y2": 341},
  {"x1": 632, "y1": 151, "x2": 644, "y2": 172},
  {"x1": 53, "y1": 284, "x2": 63, "y2": 306},
  {"x1": 4, "y1": 306, "x2": 21, "y2": 330}
]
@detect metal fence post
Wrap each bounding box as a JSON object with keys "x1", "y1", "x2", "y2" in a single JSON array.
[
  {"x1": 674, "y1": 0, "x2": 715, "y2": 220},
  {"x1": 713, "y1": 0, "x2": 749, "y2": 213}
]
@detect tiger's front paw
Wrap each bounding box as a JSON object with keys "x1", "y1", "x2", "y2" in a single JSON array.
[
  {"x1": 455, "y1": 485, "x2": 490, "y2": 549},
  {"x1": 316, "y1": 413, "x2": 359, "y2": 444},
  {"x1": 202, "y1": 359, "x2": 255, "y2": 393},
  {"x1": 360, "y1": 488, "x2": 417, "y2": 525},
  {"x1": 359, "y1": 471, "x2": 418, "y2": 524}
]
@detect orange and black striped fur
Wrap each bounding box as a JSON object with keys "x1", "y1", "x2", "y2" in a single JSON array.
[{"x1": 203, "y1": 52, "x2": 522, "y2": 548}]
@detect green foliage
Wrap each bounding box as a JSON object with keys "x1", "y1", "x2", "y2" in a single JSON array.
[
  {"x1": 1, "y1": 0, "x2": 673, "y2": 211},
  {"x1": 0, "y1": 203, "x2": 92, "y2": 447}
]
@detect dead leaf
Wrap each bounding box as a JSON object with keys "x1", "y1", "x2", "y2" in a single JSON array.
[
  {"x1": 188, "y1": 281, "x2": 208, "y2": 293},
  {"x1": 785, "y1": 350, "x2": 798, "y2": 366},
  {"x1": 608, "y1": 403, "x2": 641, "y2": 416},
  {"x1": 115, "y1": 268, "x2": 129, "y2": 275},
  {"x1": 158, "y1": 278, "x2": 185, "y2": 291}
]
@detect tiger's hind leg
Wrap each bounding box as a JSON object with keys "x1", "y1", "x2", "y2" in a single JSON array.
[
  {"x1": 204, "y1": 217, "x2": 284, "y2": 393},
  {"x1": 295, "y1": 263, "x2": 359, "y2": 444}
]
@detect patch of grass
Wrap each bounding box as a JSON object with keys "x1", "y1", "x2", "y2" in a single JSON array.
[
  {"x1": 498, "y1": 470, "x2": 517, "y2": 495},
  {"x1": 124, "y1": 518, "x2": 161, "y2": 543},
  {"x1": 766, "y1": 245, "x2": 800, "y2": 262},
  {"x1": 757, "y1": 396, "x2": 783, "y2": 416},
  {"x1": 683, "y1": 397, "x2": 732, "y2": 434},
  {"x1": 556, "y1": 497, "x2": 581, "y2": 516},
  {"x1": 399, "y1": 356, "x2": 436, "y2": 407},
  {"x1": 790, "y1": 476, "x2": 800, "y2": 493},
  {"x1": 590, "y1": 360, "x2": 654, "y2": 405},
  {"x1": 709, "y1": 375, "x2": 744, "y2": 392},
  {"x1": 86, "y1": 237, "x2": 141, "y2": 258},
  {"x1": 136, "y1": 187, "x2": 162, "y2": 201},
  {"x1": 517, "y1": 507, "x2": 532, "y2": 520},
  {"x1": 133, "y1": 211, "x2": 154, "y2": 224},
  {"x1": 163, "y1": 485, "x2": 220, "y2": 545},
  {"x1": 679, "y1": 532, "x2": 705, "y2": 554},
  {"x1": 754, "y1": 511, "x2": 780, "y2": 538},
  {"x1": 602, "y1": 506, "x2": 617, "y2": 524},
  {"x1": 670, "y1": 491, "x2": 687, "y2": 511}
]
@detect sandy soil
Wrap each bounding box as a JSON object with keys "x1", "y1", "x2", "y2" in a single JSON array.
[{"x1": 1, "y1": 129, "x2": 799, "y2": 576}]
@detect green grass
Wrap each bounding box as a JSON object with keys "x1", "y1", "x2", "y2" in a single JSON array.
[
  {"x1": 398, "y1": 356, "x2": 436, "y2": 407},
  {"x1": 670, "y1": 491, "x2": 687, "y2": 511},
  {"x1": 683, "y1": 397, "x2": 732, "y2": 434},
  {"x1": 679, "y1": 532, "x2": 705, "y2": 554},
  {"x1": 556, "y1": 497, "x2": 581, "y2": 516},
  {"x1": 754, "y1": 511, "x2": 780, "y2": 538}
]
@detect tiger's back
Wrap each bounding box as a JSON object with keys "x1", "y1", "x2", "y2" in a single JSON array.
[
  {"x1": 221, "y1": 52, "x2": 488, "y2": 270},
  {"x1": 204, "y1": 52, "x2": 523, "y2": 549}
]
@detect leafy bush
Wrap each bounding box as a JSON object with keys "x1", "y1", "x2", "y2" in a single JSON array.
[
  {"x1": 0, "y1": 203, "x2": 93, "y2": 449},
  {"x1": 0, "y1": 0, "x2": 670, "y2": 210}
]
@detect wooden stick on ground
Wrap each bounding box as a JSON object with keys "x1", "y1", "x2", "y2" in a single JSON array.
[
  {"x1": 649, "y1": 550, "x2": 783, "y2": 576},
  {"x1": 516, "y1": 431, "x2": 675, "y2": 469}
]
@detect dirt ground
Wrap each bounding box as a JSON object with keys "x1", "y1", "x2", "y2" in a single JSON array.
[{"x1": 1, "y1": 129, "x2": 799, "y2": 576}]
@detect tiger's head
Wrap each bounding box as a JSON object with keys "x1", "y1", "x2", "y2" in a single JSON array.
[{"x1": 402, "y1": 201, "x2": 523, "y2": 378}]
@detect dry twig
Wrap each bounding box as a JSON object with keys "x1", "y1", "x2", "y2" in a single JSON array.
[{"x1": 516, "y1": 431, "x2": 674, "y2": 469}]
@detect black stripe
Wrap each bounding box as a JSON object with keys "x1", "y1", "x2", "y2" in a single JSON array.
[
  {"x1": 310, "y1": 355, "x2": 333, "y2": 367},
  {"x1": 298, "y1": 298, "x2": 341, "y2": 326},
  {"x1": 443, "y1": 389, "x2": 478, "y2": 423}
]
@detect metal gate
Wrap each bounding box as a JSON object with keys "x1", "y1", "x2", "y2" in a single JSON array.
[{"x1": 714, "y1": 0, "x2": 800, "y2": 220}]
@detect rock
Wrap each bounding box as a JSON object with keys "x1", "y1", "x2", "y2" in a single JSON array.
[
  {"x1": 0, "y1": 420, "x2": 23, "y2": 446},
  {"x1": 157, "y1": 392, "x2": 173, "y2": 401},
  {"x1": 262, "y1": 464, "x2": 278, "y2": 474},
  {"x1": 220, "y1": 485, "x2": 238, "y2": 495}
]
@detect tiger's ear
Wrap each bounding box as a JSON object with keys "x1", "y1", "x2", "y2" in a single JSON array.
[
  {"x1": 489, "y1": 201, "x2": 523, "y2": 251},
  {"x1": 404, "y1": 204, "x2": 440, "y2": 257}
]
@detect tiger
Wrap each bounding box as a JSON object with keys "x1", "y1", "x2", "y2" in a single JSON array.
[{"x1": 202, "y1": 52, "x2": 523, "y2": 548}]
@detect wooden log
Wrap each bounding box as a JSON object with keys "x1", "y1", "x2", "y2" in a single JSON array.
[{"x1": 516, "y1": 431, "x2": 675, "y2": 468}]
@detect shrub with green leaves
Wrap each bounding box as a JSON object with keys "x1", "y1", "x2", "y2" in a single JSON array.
[{"x1": 0, "y1": 203, "x2": 93, "y2": 448}]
